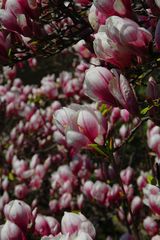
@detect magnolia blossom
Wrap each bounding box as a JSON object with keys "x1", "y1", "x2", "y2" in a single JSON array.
[
  {"x1": 90, "y1": 181, "x2": 109, "y2": 203},
  {"x1": 104, "y1": 16, "x2": 152, "y2": 52},
  {"x1": 54, "y1": 104, "x2": 107, "y2": 150},
  {"x1": 93, "y1": 0, "x2": 132, "y2": 18},
  {"x1": 131, "y1": 196, "x2": 142, "y2": 214},
  {"x1": 0, "y1": 220, "x2": 26, "y2": 240},
  {"x1": 41, "y1": 231, "x2": 93, "y2": 240},
  {"x1": 88, "y1": 5, "x2": 106, "y2": 31},
  {"x1": 4, "y1": 200, "x2": 33, "y2": 231},
  {"x1": 0, "y1": 0, "x2": 40, "y2": 37},
  {"x1": 84, "y1": 67, "x2": 138, "y2": 115},
  {"x1": 94, "y1": 16, "x2": 152, "y2": 68},
  {"x1": 143, "y1": 184, "x2": 160, "y2": 215},
  {"x1": 94, "y1": 28, "x2": 132, "y2": 68},
  {"x1": 147, "y1": 123, "x2": 160, "y2": 157},
  {"x1": 61, "y1": 212, "x2": 96, "y2": 238},
  {"x1": 120, "y1": 167, "x2": 134, "y2": 185},
  {"x1": 84, "y1": 66, "x2": 117, "y2": 105},
  {"x1": 143, "y1": 216, "x2": 159, "y2": 236},
  {"x1": 35, "y1": 214, "x2": 60, "y2": 236},
  {"x1": 147, "y1": 77, "x2": 159, "y2": 100}
]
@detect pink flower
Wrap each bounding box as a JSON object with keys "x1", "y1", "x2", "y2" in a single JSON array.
[
  {"x1": 0, "y1": 0, "x2": 40, "y2": 37},
  {"x1": 143, "y1": 216, "x2": 158, "y2": 236},
  {"x1": 147, "y1": 77, "x2": 159, "y2": 100},
  {"x1": 82, "y1": 180, "x2": 94, "y2": 198},
  {"x1": 77, "y1": 109, "x2": 106, "y2": 144},
  {"x1": 94, "y1": 16, "x2": 152, "y2": 68},
  {"x1": 108, "y1": 71, "x2": 139, "y2": 115},
  {"x1": 59, "y1": 193, "x2": 72, "y2": 210},
  {"x1": 35, "y1": 214, "x2": 50, "y2": 236},
  {"x1": 4, "y1": 200, "x2": 32, "y2": 231},
  {"x1": 93, "y1": 0, "x2": 132, "y2": 18},
  {"x1": 61, "y1": 212, "x2": 96, "y2": 238},
  {"x1": 74, "y1": 0, "x2": 91, "y2": 5},
  {"x1": 120, "y1": 167, "x2": 134, "y2": 185},
  {"x1": 137, "y1": 175, "x2": 147, "y2": 190},
  {"x1": 45, "y1": 217, "x2": 60, "y2": 236},
  {"x1": 61, "y1": 212, "x2": 81, "y2": 235},
  {"x1": 149, "y1": 194, "x2": 160, "y2": 215},
  {"x1": 14, "y1": 184, "x2": 28, "y2": 199},
  {"x1": 55, "y1": 105, "x2": 107, "y2": 150},
  {"x1": 0, "y1": 220, "x2": 26, "y2": 240},
  {"x1": 94, "y1": 28, "x2": 132, "y2": 68},
  {"x1": 84, "y1": 67, "x2": 117, "y2": 106},
  {"x1": 91, "y1": 181, "x2": 109, "y2": 203},
  {"x1": 131, "y1": 196, "x2": 142, "y2": 214},
  {"x1": 88, "y1": 5, "x2": 106, "y2": 31},
  {"x1": 105, "y1": 16, "x2": 152, "y2": 52},
  {"x1": 148, "y1": 133, "x2": 160, "y2": 157}
]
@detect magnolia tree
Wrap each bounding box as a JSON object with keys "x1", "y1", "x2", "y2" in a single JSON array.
[{"x1": 0, "y1": 0, "x2": 160, "y2": 240}]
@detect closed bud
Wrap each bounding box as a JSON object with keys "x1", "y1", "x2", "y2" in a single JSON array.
[
  {"x1": 0, "y1": 220, "x2": 26, "y2": 240},
  {"x1": 131, "y1": 196, "x2": 142, "y2": 214},
  {"x1": 4, "y1": 200, "x2": 32, "y2": 231},
  {"x1": 143, "y1": 216, "x2": 158, "y2": 236}
]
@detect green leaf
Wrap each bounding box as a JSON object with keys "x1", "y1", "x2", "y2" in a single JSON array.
[
  {"x1": 89, "y1": 144, "x2": 107, "y2": 157},
  {"x1": 138, "y1": 69, "x2": 152, "y2": 79},
  {"x1": 8, "y1": 172, "x2": 14, "y2": 181},
  {"x1": 147, "y1": 175, "x2": 157, "y2": 185},
  {"x1": 140, "y1": 106, "x2": 152, "y2": 115},
  {"x1": 8, "y1": 48, "x2": 12, "y2": 58}
]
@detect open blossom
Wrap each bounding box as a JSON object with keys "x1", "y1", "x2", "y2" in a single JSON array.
[
  {"x1": 84, "y1": 67, "x2": 138, "y2": 115},
  {"x1": 93, "y1": 0, "x2": 132, "y2": 18},
  {"x1": 0, "y1": 0, "x2": 41, "y2": 37},
  {"x1": 54, "y1": 105, "x2": 107, "y2": 150},
  {"x1": 104, "y1": 16, "x2": 152, "y2": 52},
  {"x1": 61, "y1": 212, "x2": 96, "y2": 239},
  {"x1": 88, "y1": 5, "x2": 106, "y2": 31},
  {"x1": 94, "y1": 28, "x2": 132, "y2": 68},
  {"x1": 94, "y1": 16, "x2": 152, "y2": 68}
]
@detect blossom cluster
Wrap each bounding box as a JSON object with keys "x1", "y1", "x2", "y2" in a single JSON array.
[{"x1": 0, "y1": 0, "x2": 160, "y2": 239}]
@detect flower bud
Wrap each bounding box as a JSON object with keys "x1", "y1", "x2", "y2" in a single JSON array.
[
  {"x1": 0, "y1": 220, "x2": 26, "y2": 240},
  {"x1": 120, "y1": 167, "x2": 134, "y2": 185},
  {"x1": 131, "y1": 196, "x2": 142, "y2": 214},
  {"x1": 4, "y1": 200, "x2": 32, "y2": 231},
  {"x1": 143, "y1": 216, "x2": 158, "y2": 236}
]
